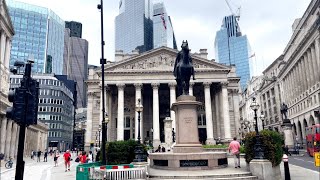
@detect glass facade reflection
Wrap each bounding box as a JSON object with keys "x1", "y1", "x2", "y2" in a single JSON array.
[
  {"x1": 115, "y1": 0, "x2": 153, "y2": 54},
  {"x1": 7, "y1": 0, "x2": 65, "y2": 74},
  {"x1": 215, "y1": 15, "x2": 252, "y2": 89},
  {"x1": 153, "y1": 2, "x2": 176, "y2": 49}
]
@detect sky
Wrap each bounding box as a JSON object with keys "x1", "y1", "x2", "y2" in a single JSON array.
[{"x1": 16, "y1": 0, "x2": 311, "y2": 76}]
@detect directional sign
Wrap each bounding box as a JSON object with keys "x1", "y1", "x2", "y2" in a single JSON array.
[{"x1": 314, "y1": 152, "x2": 320, "y2": 167}]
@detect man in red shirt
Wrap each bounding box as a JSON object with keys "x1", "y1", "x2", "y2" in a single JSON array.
[
  {"x1": 228, "y1": 137, "x2": 241, "y2": 168},
  {"x1": 63, "y1": 150, "x2": 71, "y2": 172}
]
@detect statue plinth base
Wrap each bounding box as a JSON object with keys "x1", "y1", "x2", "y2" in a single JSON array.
[
  {"x1": 149, "y1": 95, "x2": 228, "y2": 170},
  {"x1": 281, "y1": 119, "x2": 294, "y2": 148}
]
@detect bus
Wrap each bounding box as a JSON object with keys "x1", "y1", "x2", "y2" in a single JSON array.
[{"x1": 306, "y1": 124, "x2": 320, "y2": 156}]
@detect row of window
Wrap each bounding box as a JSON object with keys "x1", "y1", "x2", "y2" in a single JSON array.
[
  {"x1": 48, "y1": 131, "x2": 61, "y2": 138},
  {"x1": 289, "y1": 94, "x2": 318, "y2": 116},
  {"x1": 38, "y1": 106, "x2": 62, "y2": 113},
  {"x1": 49, "y1": 123, "x2": 62, "y2": 129},
  {"x1": 39, "y1": 98, "x2": 64, "y2": 105},
  {"x1": 38, "y1": 114, "x2": 62, "y2": 121}
]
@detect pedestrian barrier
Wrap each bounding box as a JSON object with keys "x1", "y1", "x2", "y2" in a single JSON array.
[
  {"x1": 76, "y1": 162, "x2": 102, "y2": 180},
  {"x1": 89, "y1": 167, "x2": 147, "y2": 180}
]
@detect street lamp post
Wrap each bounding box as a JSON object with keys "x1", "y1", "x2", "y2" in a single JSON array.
[
  {"x1": 250, "y1": 97, "x2": 265, "y2": 159},
  {"x1": 134, "y1": 98, "x2": 144, "y2": 162},
  {"x1": 97, "y1": 0, "x2": 107, "y2": 165},
  {"x1": 260, "y1": 113, "x2": 265, "y2": 130}
]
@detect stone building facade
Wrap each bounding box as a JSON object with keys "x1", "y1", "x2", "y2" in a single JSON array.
[
  {"x1": 277, "y1": 0, "x2": 320, "y2": 144},
  {"x1": 85, "y1": 47, "x2": 241, "y2": 149}
]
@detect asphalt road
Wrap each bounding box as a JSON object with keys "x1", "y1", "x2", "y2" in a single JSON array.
[{"x1": 289, "y1": 154, "x2": 320, "y2": 173}]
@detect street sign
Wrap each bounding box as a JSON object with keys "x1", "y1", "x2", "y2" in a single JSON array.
[{"x1": 314, "y1": 152, "x2": 320, "y2": 167}]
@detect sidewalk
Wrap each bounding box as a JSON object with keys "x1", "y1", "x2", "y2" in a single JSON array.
[{"x1": 0, "y1": 155, "x2": 53, "y2": 174}]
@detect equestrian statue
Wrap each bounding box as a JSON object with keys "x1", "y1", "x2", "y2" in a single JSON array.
[{"x1": 173, "y1": 40, "x2": 195, "y2": 96}]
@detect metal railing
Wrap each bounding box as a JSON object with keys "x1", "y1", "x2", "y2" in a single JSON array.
[{"x1": 90, "y1": 167, "x2": 147, "y2": 180}]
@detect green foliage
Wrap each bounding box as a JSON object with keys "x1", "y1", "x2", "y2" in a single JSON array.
[
  {"x1": 240, "y1": 145, "x2": 245, "y2": 154},
  {"x1": 244, "y1": 130, "x2": 283, "y2": 167},
  {"x1": 202, "y1": 144, "x2": 228, "y2": 149},
  {"x1": 105, "y1": 140, "x2": 147, "y2": 165}
]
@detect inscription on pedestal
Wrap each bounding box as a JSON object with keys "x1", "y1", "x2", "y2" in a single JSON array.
[
  {"x1": 180, "y1": 160, "x2": 208, "y2": 167},
  {"x1": 184, "y1": 117, "x2": 193, "y2": 124}
]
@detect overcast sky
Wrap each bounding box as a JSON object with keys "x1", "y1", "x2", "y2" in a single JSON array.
[{"x1": 18, "y1": 0, "x2": 311, "y2": 75}]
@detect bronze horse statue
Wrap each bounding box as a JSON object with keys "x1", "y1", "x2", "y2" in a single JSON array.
[{"x1": 173, "y1": 40, "x2": 195, "y2": 96}]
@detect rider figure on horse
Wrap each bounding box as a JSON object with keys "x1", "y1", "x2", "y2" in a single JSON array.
[{"x1": 173, "y1": 40, "x2": 195, "y2": 96}]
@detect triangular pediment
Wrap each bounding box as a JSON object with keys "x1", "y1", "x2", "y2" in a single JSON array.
[
  {"x1": 106, "y1": 47, "x2": 230, "y2": 72},
  {"x1": 1, "y1": 1, "x2": 15, "y2": 36}
]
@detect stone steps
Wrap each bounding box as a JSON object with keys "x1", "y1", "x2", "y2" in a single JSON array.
[{"x1": 148, "y1": 172, "x2": 258, "y2": 179}]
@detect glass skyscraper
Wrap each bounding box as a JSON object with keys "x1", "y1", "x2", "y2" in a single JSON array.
[
  {"x1": 153, "y1": 2, "x2": 177, "y2": 49},
  {"x1": 115, "y1": 0, "x2": 153, "y2": 54},
  {"x1": 215, "y1": 15, "x2": 252, "y2": 89},
  {"x1": 7, "y1": 0, "x2": 65, "y2": 74}
]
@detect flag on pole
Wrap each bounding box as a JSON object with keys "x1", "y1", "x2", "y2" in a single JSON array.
[{"x1": 160, "y1": 13, "x2": 167, "y2": 30}]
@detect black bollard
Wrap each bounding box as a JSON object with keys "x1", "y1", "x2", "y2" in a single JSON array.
[{"x1": 283, "y1": 154, "x2": 291, "y2": 180}]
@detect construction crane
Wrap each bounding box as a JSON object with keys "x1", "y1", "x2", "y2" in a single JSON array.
[{"x1": 225, "y1": 0, "x2": 241, "y2": 21}]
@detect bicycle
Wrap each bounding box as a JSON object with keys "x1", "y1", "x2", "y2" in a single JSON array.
[{"x1": 5, "y1": 157, "x2": 13, "y2": 169}]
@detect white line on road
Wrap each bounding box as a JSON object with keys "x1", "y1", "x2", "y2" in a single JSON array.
[{"x1": 293, "y1": 158, "x2": 314, "y2": 164}]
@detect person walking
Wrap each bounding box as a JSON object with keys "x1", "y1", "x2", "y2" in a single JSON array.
[
  {"x1": 31, "y1": 150, "x2": 34, "y2": 160},
  {"x1": 37, "y1": 149, "x2": 42, "y2": 162},
  {"x1": 54, "y1": 150, "x2": 59, "y2": 167},
  {"x1": 95, "y1": 148, "x2": 100, "y2": 162},
  {"x1": 44, "y1": 149, "x2": 48, "y2": 162},
  {"x1": 80, "y1": 151, "x2": 87, "y2": 164},
  {"x1": 228, "y1": 137, "x2": 241, "y2": 168},
  {"x1": 63, "y1": 150, "x2": 71, "y2": 172},
  {"x1": 88, "y1": 151, "x2": 94, "y2": 163}
]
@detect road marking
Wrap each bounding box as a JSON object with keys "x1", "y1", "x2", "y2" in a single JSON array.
[
  {"x1": 290, "y1": 164, "x2": 320, "y2": 174},
  {"x1": 293, "y1": 158, "x2": 314, "y2": 164}
]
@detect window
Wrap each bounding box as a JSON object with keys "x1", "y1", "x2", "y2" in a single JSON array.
[
  {"x1": 124, "y1": 116, "x2": 130, "y2": 128},
  {"x1": 198, "y1": 114, "x2": 206, "y2": 126}
]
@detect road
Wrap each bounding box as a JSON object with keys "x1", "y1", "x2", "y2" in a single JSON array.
[
  {"x1": 0, "y1": 153, "x2": 77, "y2": 180},
  {"x1": 288, "y1": 153, "x2": 320, "y2": 173}
]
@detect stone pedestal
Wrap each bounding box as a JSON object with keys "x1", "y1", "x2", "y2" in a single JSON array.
[
  {"x1": 282, "y1": 122, "x2": 294, "y2": 148},
  {"x1": 149, "y1": 95, "x2": 228, "y2": 170},
  {"x1": 249, "y1": 159, "x2": 281, "y2": 180},
  {"x1": 171, "y1": 95, "x2": 202, "y2": 153},
  {"x1": 164, "y1": 117, "x2": 173, "y2": 149}
]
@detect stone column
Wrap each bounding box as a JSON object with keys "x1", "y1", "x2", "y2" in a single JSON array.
[
  {"x1": 311, "y1": 45, "x2": 319, "y2": 82},
  {"x1": 117, "y1": 83, "x2": 125, "y2": 141},
  {"x1": 164, "y1": 117, "x2": 173, "y2": 148},
  {"x1": 189, "y1": 82, "x2": 194, "y2": 96},
  {"x1": 221, "y1": 82, "x2": 232, "y2": 140},
  {"x1": 105, "y1": 87, "x2": 111, "y2": 142},
  {"x1": 5, "y1": 120, "x2": 13, "y2": 159},
  {"x1": 0, "y1": 31, "x2": 6, "y2": 61},
  {"x1": 15, "y1": 126, "x2": 20, "y2": 158},
  {"x1": 204, "y1": 82, "x2": 215, "y2": 144},
  {"x1": 134, "y1": 83, "x2": 143, "y2": 141},
  {"x1": 4, "y1": 38, "x2": 11, "y2": 68},
  {"x1": 85, "y1": 92, "x2": 94, "y2": 150},
  {"x1": 307, "y1": 49, "x2": 315, "y2": 85},
  {"x1": 232, "y1": 90, "x2": 240, "y2": 139},
  {"x1": 314, "y1": 38, "x2": 320, "y2": 74},
  {"x1": 9, "y1": 123, "x2": 18, "y2": 158},
  {"x1": 215, "y1": 92, "x2": 221, "y2": 138},
  {"x1": 301, "y1": 56, "x2": 308, "y2": 92},
  {"x1": 169, "y1": 82, "x2": 176, "y2": 130},
  {"x1": 152, "y1": 83, "x2": 160, "y2": 147},
  {"x1": 0, "y1": 117, "x2": 7, "y2": 154},
  {"x1": 304, "y1": 54, "x2": 311, "y2": 89},
  {"x1": 297, "y1": 60, "x2": 302, "y2": 94}
]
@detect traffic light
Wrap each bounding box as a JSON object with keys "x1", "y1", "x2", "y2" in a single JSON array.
[
  {"x1": 25, "y1": 79, "x2": 39, "y2": 126},
  {"x1": 6, "y1": 87, "x2": 26, "y2": 124}
]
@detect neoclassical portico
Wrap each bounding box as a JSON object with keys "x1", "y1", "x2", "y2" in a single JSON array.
[{"x1": 85, "y1": 47, "x2": 240, "y2": 149}]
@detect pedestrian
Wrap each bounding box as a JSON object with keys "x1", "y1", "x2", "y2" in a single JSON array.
[
  {"x1": 37, "y1": 149, "x2": 42, "y2": 162},
  {"x1": 63, "y1": 150, "x2": 71, "y2": 172},
  {"x1": 228, "y1": 137, "x2": 241, "y2": 168},
  {"x1": 88, "y1": 151, "x2": 94, "y2": 163},
  {"x1": 54, "y1": 150, "x2": 59, "y2": 167},
  {"x1": 44, "y1": 149, "x2": 48, "y2": 162},
  {"x1": 31, "y1": 150, "x2": 34, "y2": 160},
  {"x1": 283, "y1": 144, "x2": 291, "y2": 156},
  {"x1": 161, "y1": 146, "x2": 166, "y2": 152},
  {"x1": 33, "y1": 151, "x2": 36, "y2": 160},
  {"x1": 80, "y1": 151, "x2": 87, "y2": 164},
  {"x1": 95, "y1": 148, "x2": 100, "y2": 162}
]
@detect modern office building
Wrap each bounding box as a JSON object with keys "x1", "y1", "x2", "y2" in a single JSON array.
[
  {"x1": 153, "y1": 2, "x2": 177, "y2": 49},
  {"x1": 115, "y1": 0, "x2": 153, "y2": 54},
  {"x1": 63, "y1": 25, "x2": 88, "y2": 108},
  {"x1": 215, "y1": 15, "x2": 252, "y2": 89},
  {"x1": 7, "y1": 0, "x2": 65, "y2": 74},
  {"x1": 10, "y1": 74, "x2": 76, "y2": 151},
  {"x1": 65, "y1": 21, "x2": 82, "y2": 38}
]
